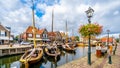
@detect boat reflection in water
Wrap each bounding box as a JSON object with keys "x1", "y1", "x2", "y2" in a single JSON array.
[
  {"x1": 45, "y1": 55, "x2": 61, "y2": 68},
  {"x1": 0, "y1": 47, "x2": 96, "y2": 68},
  {"x1": 29, "y1": 57, "x2": 46, "y2": 68}
]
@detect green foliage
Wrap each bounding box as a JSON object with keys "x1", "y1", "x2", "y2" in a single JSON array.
[
  {"x1": 75, "y1": 36, "x2": 79, "y2": 41},
  {"x1": 116, "y1": 38, "x2": 119, "y2": 43},
  {"x1": 14, "y1": 36, "x2": 19, "y2": 41},
  {"x1": 79, "y1": 23, "x2": 103, "y2": 37}
]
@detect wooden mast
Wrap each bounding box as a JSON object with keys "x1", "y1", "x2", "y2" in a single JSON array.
[
  {"x1": 52, "y1": 8, "x2": 54, "y2": 32},
  {"x1": 51, "y1": 8, "x2": 55, "y2": 43},
  {"x1": 66, "y1": 20, "x2": 68, "y2": 43},
  {"x1": 72, "y1": 29, "x2": 74, "y2": 36},
  {"x1": 32, "y1": 0, "x2": 36, "y2": 48}
]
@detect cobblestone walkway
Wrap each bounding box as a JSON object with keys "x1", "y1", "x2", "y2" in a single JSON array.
[{"x1": 57, "y1": 44, "x2": 120, "y2": 68}]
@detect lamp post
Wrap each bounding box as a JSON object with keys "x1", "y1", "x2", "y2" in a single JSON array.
[
  {"x1": 107, "y1": 29, "x2": 112, "y2": 64},
  {"x1": 107, "y1": 30, "x2": 110, "y2": 48},
  {"x1": 85, "y1": 7, "x2": 94, "y2": 65},
  {"x1": 119, "y1": 34, "x2": 120, "y2": 44}
]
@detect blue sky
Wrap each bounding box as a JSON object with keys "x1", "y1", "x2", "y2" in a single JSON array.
[{"x1": 0, "y1": 0, "x2": 120, "y2": 38}]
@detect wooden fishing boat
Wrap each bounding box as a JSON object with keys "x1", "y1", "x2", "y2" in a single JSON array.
[
  {"x1": 62, "y1": 43, "x2": 76, "y2": 51},
  {"x1": 45, "y1": 45, "x2": 60, "y2": 57},
  {"x1": 20, "y1": 48, "x2": 43, "y2": 64},
  {"x1": 19, "y1": 0, "x2": 43, "y2": 64}
]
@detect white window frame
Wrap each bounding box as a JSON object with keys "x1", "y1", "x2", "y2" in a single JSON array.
[
  {"x1": 36, "y1": 34, "x2": 40, "y2": 38},
  {"x1": 28, "y1": 33, "x2": 32, "y2": 37},
  {"x1": 43, "y1": 34, "x2": 45, "y2": 38},
  {"x1": 1, "y1": 30, "x2": 5, "y2": 36},
  {"x1": 45, "y1": 34, "x2": 47, "y2": 38}
]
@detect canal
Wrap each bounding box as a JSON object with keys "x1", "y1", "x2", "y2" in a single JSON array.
[{"x1": 0, "y1": 47, "x2": 96, "y2": 68}]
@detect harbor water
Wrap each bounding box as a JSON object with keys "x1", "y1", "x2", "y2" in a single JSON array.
[{"x1": 0, "y1": 47, "x2": 96, "y2": 68}]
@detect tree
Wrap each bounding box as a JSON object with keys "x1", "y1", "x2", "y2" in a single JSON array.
[
  {"x1": 78, "y1": 23, "x2": 103, "y2": 37},
  {"x1": 75, "y1": 36, "x2": 79, "y2": 41},
  {"x1": 116, "y1": 38, "x2": 119, "y2": 43},
  {"x1": 14, "y1": 36, "x2": 19, "y2": 41}
]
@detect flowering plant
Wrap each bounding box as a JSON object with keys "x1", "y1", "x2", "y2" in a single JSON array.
[{"x1": 79, "y1": 23, "x2": 103, "y2": 37}]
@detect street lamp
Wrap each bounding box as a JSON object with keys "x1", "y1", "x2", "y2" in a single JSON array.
[
  {"x1": 85, "y1": 7, "x2": 94, "y2": 65},
  {"x1": 85, "y1": 7, "x2": 94, "y2": 24},
  {"x1": 119, "y1": 34, "x2": 120, "y2": 44},
  {"x1": 107, "y1": 30, "x2": 110, "y2": 48},
  {"x1": 107, "y1": 29, "x2": 112, "y2": 64}
]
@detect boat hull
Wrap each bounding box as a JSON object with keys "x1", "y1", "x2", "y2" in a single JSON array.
[
  {"x1": 20, "y1": 48, "x2": 43, "y2": 64},
  {"x1": 44, "y1": 47, "x2": 60, "y2": 57},
  {"x1": 62, "y1": 44, "x2": 76, "y2": 51}
]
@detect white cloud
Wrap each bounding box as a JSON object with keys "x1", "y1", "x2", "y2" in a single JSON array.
[
  {"x1": 0, "y1": 0, "x2": 120, "y2": 37},
  {"x1": 0, "y1": 0, "x2": 33, "y2": 35},
  {"x1": 113, "y1": 10, "x2": 119, "y2": 15},
  {"x1": 0, "y1": 0, "x2": 23, "y2": 11}
]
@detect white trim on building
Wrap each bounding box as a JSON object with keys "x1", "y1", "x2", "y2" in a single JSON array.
[{"x1": 0, "y1": 36, "x2": 13, "y2": 40}]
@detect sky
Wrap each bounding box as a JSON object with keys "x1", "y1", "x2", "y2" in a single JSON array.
[{"x1": 0, "y1": 0, "x2": 120, "y2": 38}]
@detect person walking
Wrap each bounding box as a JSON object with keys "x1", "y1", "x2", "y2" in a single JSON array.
[{"x1": 113, "y1": 43, "x2": 117, "y2": 55}]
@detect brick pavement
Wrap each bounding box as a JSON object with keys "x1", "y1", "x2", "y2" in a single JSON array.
[{"x1": 57, "y1": 44, "x2": 120, "y2": 68}]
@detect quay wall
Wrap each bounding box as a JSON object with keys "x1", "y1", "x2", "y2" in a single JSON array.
[
  {"x1": 0, "y1": 45, "x2": 47, "y2": 57},
  {"x1": 0, "y1": 46, "x2": 32, "y2": 57}
]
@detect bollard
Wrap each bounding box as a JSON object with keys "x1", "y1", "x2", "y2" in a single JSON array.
[
  {"x1": 108, "y1": 55, "x2": 112, "y2": 64},
  {"x1": 9, "y1": 43, "x2": 13, "y2": 47},
  {"x1": 108, "y1": 44, "x2": 112, "y2": 64}
]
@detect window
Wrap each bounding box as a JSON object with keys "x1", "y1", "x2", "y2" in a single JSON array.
[
  {"x1": 28, "y1": 34, "x2": 32, "y2": 37},
  {"x1": 43, "y1": 34, "x2": 47, "y2": 38},
  {"x1": 43, "y1": 34, "x2": 45, "y2": 38},
  {"x1": 36, "y1": 34, "x2": 40, "y2": 38},
  {"x1": 1, "y1": 30, "x2": 5, "y2": 36},
  {"x1": 5, "y1": 32, "x2": 7, "y2": 36},
  {"x1": 45, "y1": 34, "x2": 47, "y2": 38}
]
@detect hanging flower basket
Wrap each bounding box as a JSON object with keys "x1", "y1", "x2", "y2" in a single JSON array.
[{"x1": 79, "y1": 23, "x2": 103, "y2": 37}]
